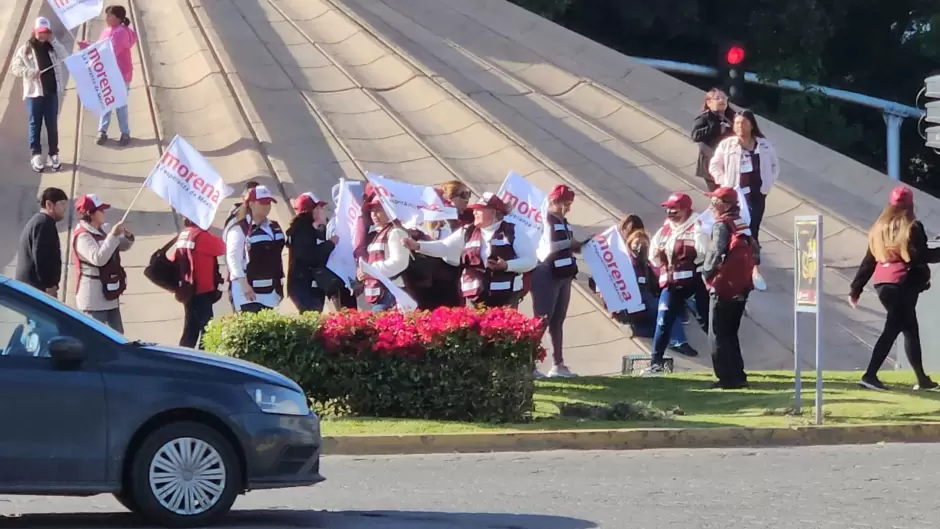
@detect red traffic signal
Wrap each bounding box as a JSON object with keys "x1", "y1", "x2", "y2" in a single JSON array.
[{"x1": 726, "y1": 46, "x2": 745, "y2": 66}]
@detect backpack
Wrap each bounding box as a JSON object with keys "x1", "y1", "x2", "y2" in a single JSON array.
[
  {"x1": 706, "y1": 219, "x2": 756, "y2": 300},
  {"x1": 144, "y1": 236, "x2": 181, "y2": 294}
]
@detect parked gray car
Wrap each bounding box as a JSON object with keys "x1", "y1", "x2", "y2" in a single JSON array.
[{"x1": 0, "y1": 276, "x2": 324, "y2": 527}]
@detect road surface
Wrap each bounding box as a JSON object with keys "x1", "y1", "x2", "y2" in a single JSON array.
[{"x1": 0, "y1": 444, "x2": 937, "y2": 528}]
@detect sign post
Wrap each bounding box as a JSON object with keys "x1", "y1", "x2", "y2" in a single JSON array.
[{"x1": 794, "y1": 215, "x2": 823, "y2": 424}]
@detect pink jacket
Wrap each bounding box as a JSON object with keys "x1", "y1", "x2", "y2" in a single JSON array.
[
  {"x1": 98, "y1": 24, "x2": 137, "y2": 84},
  {"x1": 708, "y1": 136, "x2": 780, "y2": 195}
]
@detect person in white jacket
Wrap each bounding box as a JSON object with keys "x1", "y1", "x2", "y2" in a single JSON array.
[
  {"x1": 357, "y1": 197, "x2": 411, "y2": 312},
  {"x1": 10, "y1": 17, "x2": 69, "y2": 173},
  {"x1": 708, "y1": 110, "x2": 779, "y2": 291}
]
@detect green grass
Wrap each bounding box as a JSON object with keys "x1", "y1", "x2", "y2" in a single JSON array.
[{"x1": 321, "y1": 371, "x2": 940, "y2": 436}]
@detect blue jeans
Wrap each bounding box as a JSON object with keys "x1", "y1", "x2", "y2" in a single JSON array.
[
  {"x1": 370, "y1": 289, "x2": 396, "y2": 312},
  {"x1": 99, "y1": 102, "x2": 129, "y2": 135},
  {"x1": 652, "y1": 278, "x2": 710, "y2": 365},
  {"x1": 27, "y1": 96, "x2": 58, "y2": 155},
  {"x1": 632, "y1": 291, "x2": 687, "y2": 347}
]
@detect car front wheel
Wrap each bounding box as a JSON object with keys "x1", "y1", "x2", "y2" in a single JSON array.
[{"x1": 129, "y1": 421, "x2": 241, "y2": 528}]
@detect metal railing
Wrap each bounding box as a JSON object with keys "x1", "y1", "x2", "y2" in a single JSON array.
[{"x1": 630, "y1": 57, "x2": 923, "y2": 180}]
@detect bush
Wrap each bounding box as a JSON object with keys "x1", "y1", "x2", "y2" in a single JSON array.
[{"x1": 203, "y1": 307, "x2": 546, "y2": 423}]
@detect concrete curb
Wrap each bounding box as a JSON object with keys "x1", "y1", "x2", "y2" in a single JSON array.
[{"x1": 322, "y1": 423, "x2": 940, "y2": 455}]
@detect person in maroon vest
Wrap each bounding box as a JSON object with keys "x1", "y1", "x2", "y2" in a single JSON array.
[
  {"x1": 849, "y1": 185, "x2": 940, "y2": 391},
  {"x1": 404, "y1": 192, "x2": 537, "y2": 308},
  {"x1": 416, "y1": 181, "x2": 473, "y2": 309},
  {"x1": 171, "y1": 217, "x2": 225, "y2": 348},
  {"x1": 71, "y1": 194, "x2": 134, "y2": 332},
  {"x1": 357, "y1": 196, "x2": 411, "y2": 312},
  {"x1": 224, "y1": 185, "x2": 285, "y2": 313},
  {"x1": 531, "y1": 184, "x2": 583, "y2": 378},
  {"x1": 645, "y1": 192, "x2": 710, "y2": 375}
]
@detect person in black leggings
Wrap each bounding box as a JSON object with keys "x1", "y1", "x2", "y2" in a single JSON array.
[{"x1": 849, "y1": 185, "x2": 940, "y2": 391}]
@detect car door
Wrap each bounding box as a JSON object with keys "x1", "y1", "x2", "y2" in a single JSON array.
[{"x1": 0, "y1": 288, "x2": 108, "y2": 490}]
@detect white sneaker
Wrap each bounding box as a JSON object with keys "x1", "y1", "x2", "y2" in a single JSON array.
[
  {"x1": 752, "y1": 269, "x2": 767, "y2": 291},
  {"x1": 533, "y1": 368, "x2": 546, "y2": 379},
  {"x1": 30, "y1": 154, "x2": 44, "y2": 172},
  {"x1": 48, "y1": 154, "x2": 61, "y2": 171},
  {"x1": 547, "y1": 364, "x2": 576, "y2": 378}
]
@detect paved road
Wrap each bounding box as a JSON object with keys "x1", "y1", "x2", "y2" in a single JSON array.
[{"x1": 1, "y1": 444, "x2": 938, "y2": 528}]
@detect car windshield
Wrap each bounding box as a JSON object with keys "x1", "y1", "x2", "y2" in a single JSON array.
[{"x1": 4, "y1": 279, "x2": 129, "y2": 345}]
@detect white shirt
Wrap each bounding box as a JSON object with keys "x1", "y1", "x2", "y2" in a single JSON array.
[
  {"x1": 366, "y1": 226, "x2": 411, "y2": 286},
  {"x1": 225, "y1": 218, "x2": 282, "y2": 309},
  {"x1": 421, "y1": 222, "x2": 460, "y2": 266},
  {"x1": 417, "y1": 221, "x2": 537, "y2": 274},
  {"x1": 648, "y1": 214, "x2": 709, "y2": 269}
]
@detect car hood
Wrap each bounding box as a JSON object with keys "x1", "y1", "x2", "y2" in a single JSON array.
[{"x1": 143, "y1": 345, "x2": 303, "y2": 392}]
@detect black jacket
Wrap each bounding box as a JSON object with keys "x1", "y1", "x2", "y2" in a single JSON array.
[
  {"x1": 15, "y1": 212, "x2": 61, "y2": 290},
  {"x1": 850, "y1": 220, "x2": 940, "y2": 298},
  {"x1": 691, "y1": 108, "x2": 736, "y2": 180},
  {"x1": 286, "y1": 221, "x2": 334, "y2": 293}
]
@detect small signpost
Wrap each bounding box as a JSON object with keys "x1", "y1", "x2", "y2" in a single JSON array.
[{"x1": 794, "y1": 215, "x2": 824, "y2": 424}]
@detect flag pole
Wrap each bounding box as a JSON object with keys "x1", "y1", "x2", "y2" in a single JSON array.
[{"x1": 119, "y1": 176, "x2": 150, "y2": 225}]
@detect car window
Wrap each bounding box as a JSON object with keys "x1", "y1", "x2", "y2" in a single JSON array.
[{"x1": 0, "y1": 297, "x2": 60, "y2": 358}]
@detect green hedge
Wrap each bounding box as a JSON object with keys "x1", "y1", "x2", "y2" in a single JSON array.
[{"x1": 203, "y1": 307, "x2": 547, "y2": 423}]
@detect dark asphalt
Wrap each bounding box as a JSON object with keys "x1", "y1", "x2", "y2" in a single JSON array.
[{"x1": 1, "y1": 444, "x2": 937, "y2": 528}]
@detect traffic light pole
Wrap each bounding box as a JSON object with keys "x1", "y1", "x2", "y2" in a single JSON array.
[{"x1": 630, "y1": 57, "x2": 922, "y2": 180}]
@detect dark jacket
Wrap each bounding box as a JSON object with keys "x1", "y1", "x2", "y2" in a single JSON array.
[
  {"x1": 691, "y1": 108, "x2": 736, "y2": 181},
  {"x1": 286, "y1": 221, "x2": 334, "y2": 293},
  {"x1": 850, "y1": 220, "x2": 940, "y2": 298},
  {"x1": 15, "y1": 212, "x2": 61, "y2": 290}
]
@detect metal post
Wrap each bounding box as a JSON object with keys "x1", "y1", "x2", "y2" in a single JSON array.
[
  {"x1": 793, "y1": 227, "x2": 802, "y2": 414},
  {"x1": 884, "y1": 113, "x2": 904, "y2": 181},
  {"x1": 815, "y1": 217, "x2": 824, "y2": 425}
]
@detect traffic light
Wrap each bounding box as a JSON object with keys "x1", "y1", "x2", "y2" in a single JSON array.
[
  {"x1": 922, "y1": 75, "x2": 940, "y2": 149},
  {"x1": 719, "y1": 42, "x2": 747, "y2": 105}
]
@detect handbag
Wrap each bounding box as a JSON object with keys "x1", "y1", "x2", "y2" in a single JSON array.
[{"x1": 143, "y1": 236, "x2": 180, "y2": 293}]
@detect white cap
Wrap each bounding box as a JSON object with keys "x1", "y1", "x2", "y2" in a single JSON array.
[
  {"x1": 246, "y1": 185, "x2": 278, "y2": 204},
  {"x1": 34, "y1": 17, "x2": 52, "y2": 33}
]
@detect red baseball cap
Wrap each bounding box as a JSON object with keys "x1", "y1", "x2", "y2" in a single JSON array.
[
  {"x1": 75, "y1": 194, "x2": 111, "y2": 215},
  {"x1": 292, "y1": 192, "x2": 327, "y2": 213},
  {"x1": 362, "y1": 196, "x2": 385, "y2": 212},
  {"x1": 467, "y1": 192, "x2": 510, "y2": 214},
  {"x1": 548, "y1": 184, "x2": 575, "y2": 203},
  {"x1": 661, "y1": 192, "x2": 692, "y2": 210},
  {"x1": 889, "y1": 185, "x2": 914, "y2": 207},
  {"x1": 705, "y1": 187, "x2": 739, "y2": 203},
  {"x1": 246, "y1": 185, "x2": 277, "y2": 205}
]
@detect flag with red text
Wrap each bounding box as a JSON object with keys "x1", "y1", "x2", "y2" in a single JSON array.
[{"x1": 583, "y1": 225, "x2": 645, "y2": 314}]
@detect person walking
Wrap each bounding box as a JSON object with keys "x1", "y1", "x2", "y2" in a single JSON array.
[
  {"x1": 10, "y1": 16, "x2": 69, "y2": 173},
  {"x1": 79, "y1": 5, "x2": 138, "y2": 146},
  {"x1": 172, "y1": 218, "x2": 225, "y2": 349},
  {"x1": 16, "y1": 187, "x2": 69, "y2": 296},
  {"x1": 849, "y1": 185, "x2": 940, "y2": 391},
  {"x1": 225, "y1": 185, "x2": 285, "y2": 313},
  {"x1": 709, "y1": 110, "x2": 779, "y2": 291},
  {"x1": 691, "y1": 88, "x2": 735, "y2": 192},
  {"x1": 286, "y1": 192, "x2": 337, "y2": 313},
  {"x1": 404, "y1": 192, "x2": 537, "y2": 308},
  {"x1": 71, "y1": 194, "x2": 134, "y2": 332},
  {"x1": 702, "y1": 187, "x2": 758, "y2": 389},
  {"x1": 644, "y1": 192, "x2": 710, "y2": 375},
  {"x1": 357, "y1": 197, "x2": 411, "y2": 312},
  {"x1": 531, "y1": 185, "x2": 582, "y2": 379}
]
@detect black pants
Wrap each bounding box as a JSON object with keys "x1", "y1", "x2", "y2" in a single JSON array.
[
  {"x1": 289, "y1": 285, "x2": 326, "y2": 313},
  {"x1": 709, "y1": 294, "x2": 748, "y2": 386},
  {"x1": 331, "y1": 286, "x2": 359, "y2": 311},
  {"x1": 531, "y1": 264, "x2": 573, "y2": 365},
  {"x1": 866, "y1": 284, "x2": 929, "y2": 382},
  {"x1": 746, "y1": 191, "x2": 766, "y2": 241},
  {"x1": 180, "y1": 292, "x2": 216, "y2": 349},
  {"x1": 238, "y1": 302, "x2": 268, "y2": 314}
]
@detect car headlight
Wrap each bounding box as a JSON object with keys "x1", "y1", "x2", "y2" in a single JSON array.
[{"x1": 246, "y1": 384, "x2": 310, "y2": 416}]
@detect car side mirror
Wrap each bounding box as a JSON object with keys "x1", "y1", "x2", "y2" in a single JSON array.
[{"x1": 48, "y1": 336, "x2": 86, "y2": 367}]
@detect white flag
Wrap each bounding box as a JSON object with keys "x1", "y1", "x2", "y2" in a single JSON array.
[
  {"x1": 365, "y1": 172, "x2": 457, "y2": 228},
  {"x1": 145, "y1": 136, "x2": 234, "y2": 230},
  {"x1": 496, "y1": 171, "x2": 551, "y2": 259},
  {"x1": 64, "y1": 39, "x2": 127, "y2": 117},
  {"x1": 358, "y1": 258, "x2": 418, "y2": 312},
  {"x1": 697, "y1": 187, "x2": 752, "y2": 236},
  {"x1": 326, "y1": 179, "x2": 364, "y2": 288},
  {"x1": 583, "y1": 225, "x2": 645, "y2": 314},
  {"x1": 48, "y1": 0, "x2": 103, "y2": 30}
]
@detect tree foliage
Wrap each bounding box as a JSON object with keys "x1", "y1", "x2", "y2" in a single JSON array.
[{"x1": 512, "y1": 0, "x2": 940, "y2": 191}]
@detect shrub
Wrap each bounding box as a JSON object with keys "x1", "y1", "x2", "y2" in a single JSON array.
[{"x1": 203, "y1": 307, "x2": 546, "y2": 423}]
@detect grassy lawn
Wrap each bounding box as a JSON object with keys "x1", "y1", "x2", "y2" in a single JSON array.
[{"x1": 321, "y1": 371, "x2": 940, "y2": 436}]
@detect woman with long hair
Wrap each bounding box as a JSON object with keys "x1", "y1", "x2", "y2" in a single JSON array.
[
  {"x1": 286, "y1": 192, "x2": 337, "y2": 313},
  {"x1": 849, "y1": 185, "x2": 940, "y2": 391},
  {"x1": 691, "y1": 88, "x2": 735, "y2": 191},
  {"x1": 709, "y1": 110, "x2": 779, "y2": 291}
]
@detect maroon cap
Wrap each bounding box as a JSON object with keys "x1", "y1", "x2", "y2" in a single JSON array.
[
  {"x1": 466, "y1": 192, "x2": 510, "y2": 214},
  {"x1": 246, "y1": 185, "x2": 277, "y2": 205},
  {"x1": 548, "y1": 184, "x2": 575, "y2": 203},
  {"x1": 661, "y1": 192, "x2": 692, "y2": 210},
  {"x1": 293, "y1": 192, "x2": 327, "y2": 213},
  {"x1": 75, "y1": 194, "x2": 111, "y2": 215},
  {"x1": 362, "y1": 196, "x2": 385, "y2": 212},
  {"x1": 706, "y1": 187, "x2": 739, "y2": 203},
  {"x1": 889, "y1": 185, "x2": 914, "y2": 207}
]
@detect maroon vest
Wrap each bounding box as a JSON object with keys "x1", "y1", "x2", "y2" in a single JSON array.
[
  {"x1": 364, "y1": 224, "x2": 398, "y2": 304},
  {"x1": 460, "y1": 222, "x2": 520, "y2": 306},
  {"x1": 654, "y1": 221, "x2": 699, "y2": 289},
  {"x1": 236, "y1": 219, "x2": 285, "y2": 296},
  {"x1": 72, "y1": 225, "x2": 127, "y2": 301},
  {"x1": 546, "y1": 213, "x2": 578, "y2": 278},
  {"x1": 872, "y1": 255, "x2": 909, "y2": 285}
]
